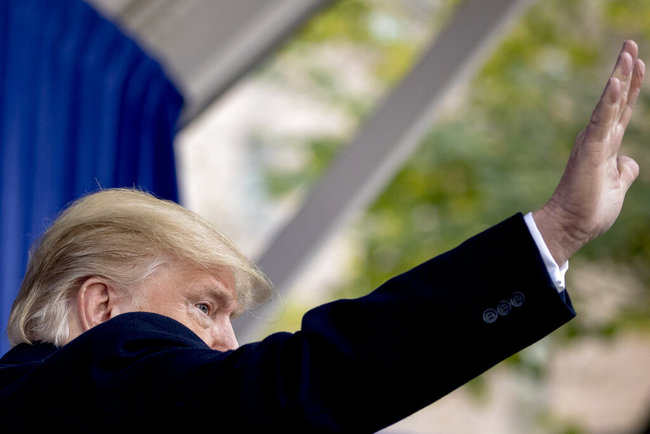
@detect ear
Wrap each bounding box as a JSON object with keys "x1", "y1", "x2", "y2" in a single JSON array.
[{"x1": 76, "y1": 277, "x2": 124, "y2": 332}]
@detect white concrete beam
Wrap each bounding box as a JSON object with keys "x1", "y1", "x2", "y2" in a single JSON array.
[
  {"x1": 234, "y1": 0, "x2": 534, "y2": 341},
  {"x1": 86, "y1": 0, "x2": 332, "y2": 125}
]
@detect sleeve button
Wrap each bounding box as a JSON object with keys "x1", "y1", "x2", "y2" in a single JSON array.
[
  {"x1": 483, "y1": 308, "x2": 498, "y2": 323},
  {"x1": 511, "y1": 291, "x2": 525, "y2": 307},
  {"x1": 497, "y1": 300, "x2": 512, "y2": 316}
]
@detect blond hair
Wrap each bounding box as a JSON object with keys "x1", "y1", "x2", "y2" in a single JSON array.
[{"x1": 7, "y1": 188, "x2": 272, "y2": 347}]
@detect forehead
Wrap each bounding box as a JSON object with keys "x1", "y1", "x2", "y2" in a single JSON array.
[
  {"x1": 179, "y1": 263, "x2": 235, "y2": 290},
  {"x1": 140, "y1": 261, "x2": 238, "y2": 303}
]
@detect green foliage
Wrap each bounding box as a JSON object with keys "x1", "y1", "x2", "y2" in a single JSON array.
[
  {"x1": 259, "y1": 0, "x2": 650, "y2": 391},
  {"x1": 332, "y1": 0, "x2": 650, "y2": 320},
  {"x1": 293, "y1": 0, "x2": 460, "y2": 85},
  {"x1": 261, "y1": 136, "x2": 341, "y2": 198},
  {"x1": 295, "y1": 1, "x2": 374, "y2": 44},
  {"x1": 256, "y1": 1, "x2": 650, "y2": 429}
]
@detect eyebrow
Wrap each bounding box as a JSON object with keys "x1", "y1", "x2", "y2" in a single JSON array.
[{"x1": 197, "y1": 285, "x2": 240, "y2": 313}]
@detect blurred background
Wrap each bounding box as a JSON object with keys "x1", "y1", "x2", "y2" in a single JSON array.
[{"x1": 2, "y1": 0, "x2": 650, "y2": 432}]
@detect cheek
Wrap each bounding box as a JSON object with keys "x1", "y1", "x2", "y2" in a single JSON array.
[
  {"x1": 135, "y1": 293, "x2": 191, "y2": 327},
  {"x1": 186, "y1": 321, "x2": 219, "y2": 348},
  {"x1": 183, "y1": 315, "x2": 237, "y2": 351},
  {"x1": 181, "y1": 306, "x2": 216, "y2": 337}
]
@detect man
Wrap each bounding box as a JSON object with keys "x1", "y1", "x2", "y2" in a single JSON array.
[{"x1": 0, "y1": 41, "x2": 644, "y2": 432}]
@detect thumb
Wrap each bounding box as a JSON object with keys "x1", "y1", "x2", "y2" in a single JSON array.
[{"x1": 618, "y1": 155, "x2": 640, "y2": 189}]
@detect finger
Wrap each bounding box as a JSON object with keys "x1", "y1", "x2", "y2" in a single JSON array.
[
  {"x1": 612, "y1": 51, "x2": 634, "y2": 117},
  {"x1": 618, "y1": 155, "x2": 640, "y2": 189},
  {"x1": 619, "y1": 58, "x2": 645, "y2": 129},
  {"x1": 605, "y1": 42, "x2": 637, "y2": 122},
  {"x1": 585, "y1": 42, "x2": 639, "y2": 143},
  {"x1": 611, "y1": 40, "x2": 637, "y2": 90},
  {"x1": 585, "y1": 76, "x2": 622, "y2": 142}
]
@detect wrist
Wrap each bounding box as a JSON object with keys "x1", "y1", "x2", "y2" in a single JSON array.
[
  {"x1": 524, "y1": 212, "x2": 569, "y2": 292},
  {"x1": 532, "y1": 206, "x2": 583, "y2": 266}
]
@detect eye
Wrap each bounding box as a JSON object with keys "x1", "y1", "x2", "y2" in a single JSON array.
[{"x1": 196, "y1": 303, "x2": 210, "y2": 315}]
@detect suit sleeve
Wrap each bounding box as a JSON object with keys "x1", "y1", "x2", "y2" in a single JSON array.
[{"x1": 187, "y1": 213, "x2": 575, "y2": 432}]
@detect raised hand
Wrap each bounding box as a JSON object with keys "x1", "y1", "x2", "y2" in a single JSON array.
[{"x1": 534, "y1": 40, "x2": 645, "y2": 265}]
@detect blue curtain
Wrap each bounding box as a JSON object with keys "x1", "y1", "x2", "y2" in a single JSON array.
[{"x1": 0, "y1": 0, "x2": 183, "y2": 354}]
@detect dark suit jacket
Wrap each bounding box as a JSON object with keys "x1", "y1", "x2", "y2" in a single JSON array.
[{"x1": 0, "y1": 214, "x2": 575, "y2": 432}]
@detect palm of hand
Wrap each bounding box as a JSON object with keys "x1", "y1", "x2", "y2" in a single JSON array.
[{"x1": 535, "y1": 40, "x2": 645, "y2": 265}]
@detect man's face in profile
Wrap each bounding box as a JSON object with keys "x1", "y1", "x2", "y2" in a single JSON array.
[{"x1": 131, "y1": 263, "x2": 241, "y2": 351}]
